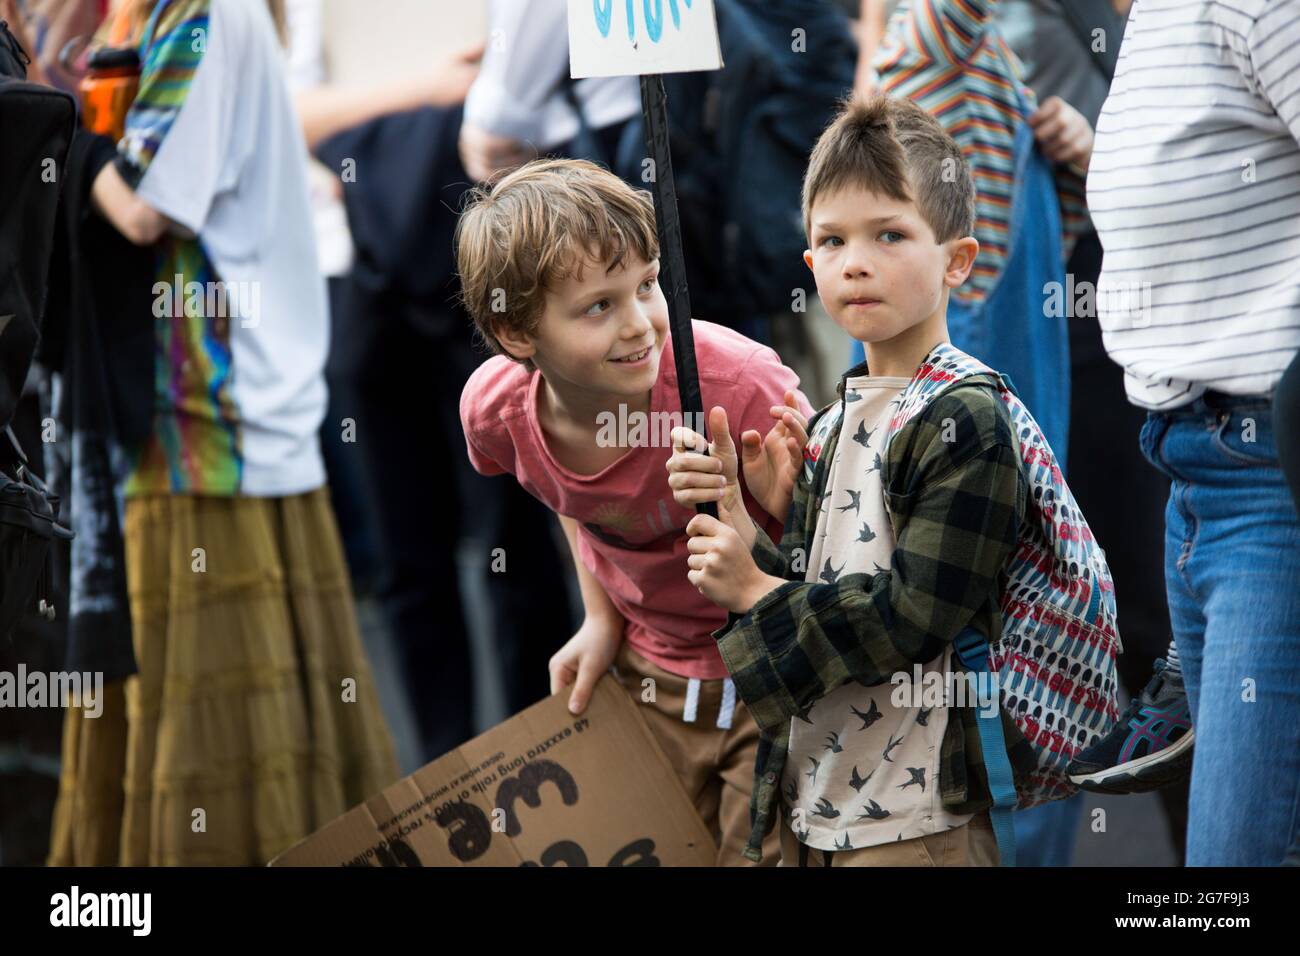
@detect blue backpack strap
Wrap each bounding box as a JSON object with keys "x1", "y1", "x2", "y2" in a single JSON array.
[{"x1": 953, "y1": 627, "x2": 1018, "y2": 867}]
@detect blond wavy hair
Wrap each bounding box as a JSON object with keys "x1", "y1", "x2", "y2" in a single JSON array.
[{"x1": 456, "y1": 158, "x2": 660, "y2": 370}]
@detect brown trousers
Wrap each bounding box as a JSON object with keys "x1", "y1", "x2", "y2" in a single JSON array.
[
  {"x1": 612, "y1": 644, "x2": 780, "y2": 866},
  {"x1": 778, "y1": 811, "x2": 999, "y2": 867}
]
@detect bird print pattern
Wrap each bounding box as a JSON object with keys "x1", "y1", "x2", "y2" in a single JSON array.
[
  {"x1": 784, "y1": 374, "x2": 974, "y2": 853},
  {"x1": 850, "y1": 700, "x2": 882, "y2": 730}
]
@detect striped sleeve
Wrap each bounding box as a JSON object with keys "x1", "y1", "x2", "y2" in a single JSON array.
[
  {"x1": 1055, "y1": 162, "x2": 1090, "y2": 258},
  {"x1": 908, "y1": 0, "x2": 996, "y2": 66},
  {"x1": 1087, "y1": 0, "x2": 1300, "y2": 407},
  {"x1": 1247, "y1": 3, "x2": 1300, "y2": 146},
  {"x1": 116, "y1": 0, "x2": 213, "y2": 186}
]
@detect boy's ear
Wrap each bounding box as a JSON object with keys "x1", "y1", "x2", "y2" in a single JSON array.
[
  {"x1": 803, "y1": 249, "x2": 814, "y2": 272},
  {"x1": 494, "y1": 322, "x2": 538, "y2": 362},
  {"x1": 943, "y1": 236, "x2": 980, "y2": 289}
]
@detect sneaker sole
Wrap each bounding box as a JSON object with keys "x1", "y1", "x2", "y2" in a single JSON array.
[{"x1": 1068, "y1": 728, "x2": 1195, "y2": 795}]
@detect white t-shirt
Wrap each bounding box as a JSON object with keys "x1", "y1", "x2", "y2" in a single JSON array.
[
  {"x1": 464, "y1": 0, "x2": 640, "y2": 149},
  {"x1": 785, "y1": 375, "x2": 972, "y2": 852},
  {"x1": 131, "y1": 0, "x2": 328, "y2": 495},
  {"x1": 1088, "y1": 0, "x2": 1300, "y2": 409}
]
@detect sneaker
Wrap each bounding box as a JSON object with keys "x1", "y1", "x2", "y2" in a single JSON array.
[{"x1": 1067, "y1": 658, "x2": 1194, "y2": 794}]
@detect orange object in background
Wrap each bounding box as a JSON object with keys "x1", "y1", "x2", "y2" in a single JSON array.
[
  {"x1": 79, "y1": 45, "x2": 139, "y2": 141},
  {"x1": 78, "y1": 1, "x2": 138, "y2": 142}
]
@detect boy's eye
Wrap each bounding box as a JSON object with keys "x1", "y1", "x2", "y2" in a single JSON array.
[
  {"x1": 637, "y1": 277, "x2": 657, "y2": 295},
  {"x1": 584, "y1": 298, "x2": 611, "y2": 317},
  {"x1": 879, "y1": 230, "x2": 905, "y2": 244},
  {"x1": 818, "y1": 235, "x2": 843, "y2": 248}
]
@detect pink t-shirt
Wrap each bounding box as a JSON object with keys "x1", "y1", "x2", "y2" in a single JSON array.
[{"x1": 460, "y1": 320, "x2": 813, "y2": 680}]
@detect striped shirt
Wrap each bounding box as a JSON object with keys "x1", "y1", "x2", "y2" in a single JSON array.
[
  {"x1": 1088, "y1": 0, "x2": 1300, "y2": 409},
  {"x1": 874, "y1": 0, "x2": 1090, "y2": 305}
]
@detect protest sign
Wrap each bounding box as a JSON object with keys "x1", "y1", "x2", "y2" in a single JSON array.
[
  {"x1": 271, "y1": 676, "x2": 716, "y2": 867},
  {"x1": 567, "y1": 0, "x2": 722, "y2": 78}
]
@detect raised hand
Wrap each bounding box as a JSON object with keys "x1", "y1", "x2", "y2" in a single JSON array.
[{"x1": 739, "y1": 389, "x2": 808, "y2": 522}]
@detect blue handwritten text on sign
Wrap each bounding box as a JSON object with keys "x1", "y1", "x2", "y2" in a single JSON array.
[{"x1": 594, "y1": 0, "x2": 695, "y2": 43}]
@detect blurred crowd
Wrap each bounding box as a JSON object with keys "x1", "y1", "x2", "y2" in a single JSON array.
[{"x1": 1, "y1": 0, "x2": 1297, "y2": 867}]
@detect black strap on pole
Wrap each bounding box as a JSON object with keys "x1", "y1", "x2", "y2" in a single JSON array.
[{"x1": 639, "y1": 73, "x2": 716, "y2": 519}]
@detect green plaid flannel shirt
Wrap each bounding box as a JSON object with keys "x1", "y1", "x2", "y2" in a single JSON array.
[{"x1": 716, "y1": 367, "x2": 1039, "y2": 862}]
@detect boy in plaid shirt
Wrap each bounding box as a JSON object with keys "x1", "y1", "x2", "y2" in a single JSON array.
[{"x1": 666, "y1": 95, "x2": 1037, "y2": 865}]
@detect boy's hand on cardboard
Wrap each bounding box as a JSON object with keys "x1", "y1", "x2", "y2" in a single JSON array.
[
  {"x1": 685, "y1": 500, "x2": 786, "y2": 615},
  {"x1": 549, "y1": 615, "x2": 624, "y2": 715}
]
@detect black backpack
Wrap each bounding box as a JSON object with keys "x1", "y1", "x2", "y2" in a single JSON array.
[
  {"x1": 0, "y1": 18, "x2": 76, "y2": 640},
  {"x1": 638, "y1": 0, "x2": 856, "y2": 325}
]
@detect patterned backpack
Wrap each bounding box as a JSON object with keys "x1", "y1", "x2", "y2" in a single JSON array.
[{"x1": 806, "y1": 343, "x2": 1122, "y2": 862}]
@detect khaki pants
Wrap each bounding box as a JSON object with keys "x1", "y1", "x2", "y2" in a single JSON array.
[
  {"x1": 612, "y1": 644, "x2": 780, "y2": 866},
  {"x1": 778, "y1": 811, "x2": 999, "y2": 867}
]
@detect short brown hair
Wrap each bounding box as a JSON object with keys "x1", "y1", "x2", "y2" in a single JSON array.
[
  {"x1": 802, "y1": 93, "x2": 975, "y2": 243},
  {"x1": 456, "y1": 158, "x2": 660, "y2": 367}
]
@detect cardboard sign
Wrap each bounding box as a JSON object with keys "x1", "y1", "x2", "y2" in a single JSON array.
[
  {"x1": 271, "y1": 676, "x2": 716, "y2": 867},
  {"x1": 568, "y1": 0, "x2": 723, "y2": 78}
]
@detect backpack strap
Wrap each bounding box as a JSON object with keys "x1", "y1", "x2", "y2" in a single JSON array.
[{"x1": 953, "y1": 626, "x2": 1018, "y2": 867}]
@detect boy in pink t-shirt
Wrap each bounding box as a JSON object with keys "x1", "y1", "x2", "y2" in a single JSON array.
[{"x1": 456, "y1": 159, "x2": 813, "y2": 865}]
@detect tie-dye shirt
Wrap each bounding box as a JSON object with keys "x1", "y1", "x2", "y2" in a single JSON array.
[{"x1": 115, "y1": 0, "x2": 328, "y2": 496}]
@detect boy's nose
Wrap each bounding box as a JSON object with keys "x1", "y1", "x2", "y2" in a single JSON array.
[
  {"x1": 622, "y1": 301, "x2": 655, "y2": 338},
  {"x1": 841, "y1": 243, "x2": 873, "y2": 279}
]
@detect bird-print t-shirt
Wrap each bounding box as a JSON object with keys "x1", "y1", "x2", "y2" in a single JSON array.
[{"x1": 784, "y1": 374, "x2": 973, "y2": 852}]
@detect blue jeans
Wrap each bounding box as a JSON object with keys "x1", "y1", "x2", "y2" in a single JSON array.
[
  {"x1": 1011, "y1": 794, "x2": 1083, "y2": 866},
  {"x1": 1139, "y1": 394, "x2": 1300, "y2": 866}
]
